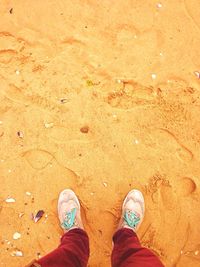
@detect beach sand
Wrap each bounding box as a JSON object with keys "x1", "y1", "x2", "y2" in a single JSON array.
[{"x1": 0, "y1": 1, "x2": 200, "y2": 266}]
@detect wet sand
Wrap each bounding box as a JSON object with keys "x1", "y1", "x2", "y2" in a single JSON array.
[{"x1": 0, "y1": 1, "x2": 200, "y2": 266}]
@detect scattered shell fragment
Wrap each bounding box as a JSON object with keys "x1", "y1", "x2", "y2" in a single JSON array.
[
  {"x1": 26, "y1": 191, "x2": 31, "y2": 196},
  {"x1": 194, "y1": 71, "x2": 200, "y2": 79},
  {"x1": 19, "y1": 212, "x2": 24, "y2": 218},
  {"x1": 60, "y1": 98, "x2": 68, "y2": 103},
  {"x1": 17, "y1": 131, "x2": 24, "y2": 138},
  {"x1": 151, "y1": 73, "x2": 157, "y2": 80},
  {"x1": 44, "y1": 122, "x2": 54, "y2": 128},
  {"x1": 37, "y1": 252, "x2": 41, "y2": 259},
  {"x1": 195, "y1": 250, "x2": 199, "y2": 256},
  {"x1": 13, "y1": 232, "x2": 21, "y2": 240},
  {"x1": 134, "y1": 139, "x2": 139, "y2": 144},
  {"x1": 11, "y1": 250, "x2": 23, "y2": 257},
  {"x1": 32, "y1": 210, "x2": 45, "y2": 223},
  {"x1": 157, "y1": 3, "x2": 162, "y2": 8},
  {"x1": 103, "y1": 182, "x2": 108, "y2": 187},
  {"x1": 15, "y1": 70, "x2": 20, "y2": 75},
  {"x1": 5, "y1": 197, "x2": 16, "y2": 203}
]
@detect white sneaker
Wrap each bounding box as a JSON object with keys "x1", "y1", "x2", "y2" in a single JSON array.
[
  {"x1": 58, "y1": 189, "x2": 83, "y2": 232},
  {"x1": 118, "y1": 189, "x2": 145, "y2": 232}
]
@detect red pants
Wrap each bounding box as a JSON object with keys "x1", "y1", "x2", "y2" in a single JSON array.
[{"x1": 35, "y1": 228, "x2": 164, "y2": 267}]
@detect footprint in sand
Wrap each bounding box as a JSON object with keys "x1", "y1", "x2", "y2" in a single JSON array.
[
  {"x1": 155, "y1": 128, "x2": 193, "y2": 162},
  {"x1": 22, "y1": 149, "x2": 54, "y2": 170},
  {"x1": 106, "y1": 81, "x2": 156, "y2": 109},
  {"x1": 175, "y1": 177, "x2": 196, "y2": 197},
  {"x1": 0, "y1": 77, "x2": 65, "y2": 114},
  {"x1": 0, "y1": 31, "x2": 25, "y2": 63},
  {"x1": 146, "y1": 174, "x2": 177, "y2": 210},
  {"x1": 160, "y1": 184, "x2": 176, "y2": 210},
  {"x1": 0, "y1": 49, "x2": 18, "y2": 64}
]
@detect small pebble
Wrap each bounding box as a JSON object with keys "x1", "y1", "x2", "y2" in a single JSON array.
[
  {"x1": 116, "y1": 79, "x2": 122, "y2": 83},
  {"x1": 13, "y1": 232, "x2": 21, "y2": 240},
  {"x1": 151, "y1": 73, "x2": 157, "y2": 80},
  {"x1": 134, "y1": 139, "x2": 139, "y2": 144},
  {"x1": 5, "y1": 197, "x2": 16, "y2": 203},
  {"x1": 44, "y1": 122, "x2": 54, "y2": 128},
  {"x1": 103, "y1": 182, "x2": 108, "y2": 187},
  {"x1": 80, "y1": 126, "x2": 89, "y2": 133},
  {"x1": 0, "y1": 130, "x2": 4, "y2": 137},
  {"x1": 17, "y1": 131, "x2": 24, "y2": 138},
  {"x1": 157, "y1": 3, "x2": 162, "y2": 8},
  {"x1": 37, "y1": 252, "x2": 41, "y2": 258},
  {"x1": 195, "y1": 250, "x2": 199, "y2": 256},
  {"x1": 60, "y1": 98, "x2": 68, "y2": 103},
  {"x1": 194, "y1": 71, "x2": 200, "y2": 79},
  {"x1": 15, "y1": 70, "x2": 20, "y2": 75},
  {"x1": 11, "y1": 250, "x2": 23, "y2": 257},
  {"x1": 19, "y1": 213, "x2": 24, "y2": 218},
  {"x1": 26, "y1": 192, "x2": 31, "y2": 196}
]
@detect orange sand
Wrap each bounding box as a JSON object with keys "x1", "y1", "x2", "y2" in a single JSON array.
[{"x1": 1, "y1": 1, "x2": 200, "y2": 266}]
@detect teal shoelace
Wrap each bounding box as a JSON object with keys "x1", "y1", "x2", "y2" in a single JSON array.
[
  {"x1": 61, "y1": 208, "x2": 77, "y2": 230},
  {"x1": 124, "y1": 210, "x2": 140, "y2": 229}
]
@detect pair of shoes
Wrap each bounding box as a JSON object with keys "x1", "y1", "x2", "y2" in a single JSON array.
[{"x1": 58, "y1": 189, "x2": 145, "y2": 233}]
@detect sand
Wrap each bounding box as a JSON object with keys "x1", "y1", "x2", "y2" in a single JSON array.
[{"x1": 0, "y1": 1, "x2": 200, "y2": 266}]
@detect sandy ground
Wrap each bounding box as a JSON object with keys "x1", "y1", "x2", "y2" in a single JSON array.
[{"x1": 0, "y1": 0, "x2": 200, "y2": 266}]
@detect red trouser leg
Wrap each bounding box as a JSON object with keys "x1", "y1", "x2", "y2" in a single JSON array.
[
  {"x1": 112, "y1": 228, "x2": 164, "y2": 267},
  {"x1": 37, "y1": 229, "x2": 89, "y2": 267}
]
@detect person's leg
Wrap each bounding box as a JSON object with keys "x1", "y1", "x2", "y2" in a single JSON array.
[
  {"x1": 37, "y1": 228, "x2": 89, "y2": 267},
  {"x1": 112, "y1": 228, "x2": 164, "y2": 267},
  {"x1": 111, "y1": 189, "x2": 164, "y2": 267},
  {"x1": 26, "y1": 189, "x2": 89, "y2": 267}
]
